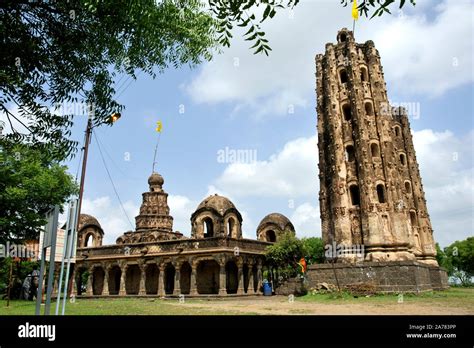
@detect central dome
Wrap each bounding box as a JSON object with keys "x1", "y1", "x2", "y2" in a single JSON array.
[{"x1": 196, "y1": 194, "x2": 236, "y2": 215}]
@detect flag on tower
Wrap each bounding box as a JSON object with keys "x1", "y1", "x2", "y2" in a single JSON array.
[
  {"x1": 352, "y1": 0, "x2": 359, "y2": 20},
  {"x1": 155, "y1": 121, "x2": 163, "y2": 133}
]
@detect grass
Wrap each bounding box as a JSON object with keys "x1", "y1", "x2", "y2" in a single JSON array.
[
  {"x1": 0, "y1": 288, "x2": 472, "y2": 315},
  {"x1": 0, "y1": 297, "x2": 239, "y2": 316}
]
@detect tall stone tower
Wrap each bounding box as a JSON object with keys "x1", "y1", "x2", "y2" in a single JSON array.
[{"x1": 316, "y1": 28, "x2": 437, "y2": 265}]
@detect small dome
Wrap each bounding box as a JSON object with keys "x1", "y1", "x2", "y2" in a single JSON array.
[
  {"x1": 257, "y1": 213, "x2": 295, "y2": 233},
  {"x1": 196, "y1": 194, "x2": 236, "y2": 216},
  {"x1": 78, "y1": 214, "x2": 102, "y2": 233},
  {"x1": 148, "y1": 172, "x2": 164, "y2": 186}
]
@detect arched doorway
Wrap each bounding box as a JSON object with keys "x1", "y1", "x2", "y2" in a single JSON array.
[
  {"x1": 164, "y1": 263, "x2": 175, "y2": 295},
  {"x1": 180, "y1": 262, "x2": 192, "y2": 295},
  {"x1": 108, "y1": 266, "x2": 121, "y2": 295},
  {"x1": 92, "y1": 267, "x2": 105, "y2": 295},
  {"x1": 226, "y1": 261, "x2": 238, "y2": 294},
  {"x1": 125, "y1": 265, "x2": 140, "y2": 295},
  {"x1": 145, "y1": 264, "x2": 159, "y2": 295},
  {"x1": 196, "y1": 260, "x2": 219, "y2": 294}
]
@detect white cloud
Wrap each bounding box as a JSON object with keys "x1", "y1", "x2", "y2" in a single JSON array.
[
  {"x1": 211, "y1": 128, "x2": 473, "y2": 247},
  {"x1": 81, "y1": 196, "x2": 139, "y2": 245},
  {"x1": 368, "y1": 0, "x2": 473, "y2": 97},
  {"x1": 185, "y1": 0, "x2": 473, "y2": 117},
  {"x1": 168, "y1": 194, "x2": 196, "y2": 236},
  {"x1": 214, "y1": 135, "x2": 318, "y2": 197},
  {"x1": 413, "y1": 129, "x2": 474, "y2": 247},
  {"x1": 290, "y1": 202, "x2": 321, "y2": 238}
]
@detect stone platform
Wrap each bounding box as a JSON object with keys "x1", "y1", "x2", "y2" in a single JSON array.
[{"x1": 276, "y1": 261, "x2": 449, "y2": 295}]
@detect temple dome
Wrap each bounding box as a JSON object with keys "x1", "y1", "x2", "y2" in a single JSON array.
[
  {"x1": 196, "y1": 194, "x2": 237, "y2": 216},
  {"x1": 257, "y1": 213, "x2": 295, "y2": 232},
  {"x1": 78, "y1": 214, "x2": 103, "y2": 233}
]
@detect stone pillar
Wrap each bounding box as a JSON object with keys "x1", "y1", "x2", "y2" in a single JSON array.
[
  {"x1": 218, "y1": 261, "x2": 227, "y2": 296},
  {"x1": 256, "y1": 263, "x2": 263, "y2": 295},
  {"x1": 173, "y1": 262, "x2": 181, "y2": 296},
  {"x1": 119, "y1": 265, "x2": 127, "y2": 295},
  {"x1": 138, "y1": 264, "x2": 146, "y2": 295},
  {"x1": 190, "y1": 263, "x2": 198, "y2": 296},
  {"x1": 158, "y1": 265, "x2": 165, "y2": 297},
  {"x1": 247, "y1": 264, "x2": 255, "y2": 295},
  {"x1": 102, "y1": 266, "x2": 109, "y2": 296},
  {"x1": 70, "y1": 275, "x2": 77, "y2": 297},
  {"x1": 85, "y1": 267, "x2": 93, "y2": 296},
  {"x1": 237, "y1": 262, "x2": 244, "y2": 295}
]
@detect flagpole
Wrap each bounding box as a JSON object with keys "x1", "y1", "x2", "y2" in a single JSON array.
[{"x1": 152, "y1": 132, "x2": 161, "y2": 173}]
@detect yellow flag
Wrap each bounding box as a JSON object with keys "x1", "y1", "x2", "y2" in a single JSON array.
[
  {"x1": 352, "y1": 0, "x2": 359, "y2": 20},
  {"x1": 155, "y1": 121, "x2": 162, "y2": 133}
]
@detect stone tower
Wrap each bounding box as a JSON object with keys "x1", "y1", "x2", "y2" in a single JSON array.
[
  {"x1": 135, "y1": 172, "x2": 173, "y2": 232},
  {"x1": 316, "y1": 28, "x2": 437, "y2": 265}
]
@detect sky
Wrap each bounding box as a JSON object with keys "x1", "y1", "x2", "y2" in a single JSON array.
[{"x1": 2, "y1": 0, "x2": 473, "y2": 248}]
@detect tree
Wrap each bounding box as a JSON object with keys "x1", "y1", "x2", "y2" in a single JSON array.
[
  {"x1": 0, "y1": 141, "x2": 78, "y2": 244},
  {"x1": 435, "y1": 243, "x2": 448, "y2": 269},
  {"x1": 265, "y1": 232, "x2": 305, "y2": 279},
  {"x1": 444, "y1": 237, "x2": 474, "y2": 286},
  {"x1": 302, "y1": 237, "x2": 325, "y2": 264},
  {"x1": 1, "y1": 0, "x2": 415, "y2": 160}
]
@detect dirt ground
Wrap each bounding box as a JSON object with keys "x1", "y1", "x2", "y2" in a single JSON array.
[{"x1": 170, "y1": 293, "x2": 474, "y2": 315}]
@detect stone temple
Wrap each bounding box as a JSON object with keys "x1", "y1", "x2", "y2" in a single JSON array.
[
  {"x1": 69, "y1": 28, "x2": 448, "y2": 296},
  {"x1": 72, "y1": 172, "x2": 295, "y2": 297}
]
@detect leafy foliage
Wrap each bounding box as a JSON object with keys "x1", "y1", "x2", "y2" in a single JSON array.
[
  {"x1": 1, "y1": 0, "x2": 218, "y2": 160},
  {"x1": 0, "y1": 141, "x2": 78, "y2": 243},
  {"x1": 443, "y1": 237, "x2": 474, "y2": 286},
  {"x1": 265, "y1": 232, "x2": 305, "y2": 277},
  {"x1": 302, "y1": 237, "x2": 325, "y2": 264},
  {"x1": 340, "y1": 0, "x2": 416, "y2": 18},
  {"x1": 1, "y1": 0, "x2": 414, "y2": 160},
  {"x1": 265, "y1": 233, "x2": 325, "y2": 279}
]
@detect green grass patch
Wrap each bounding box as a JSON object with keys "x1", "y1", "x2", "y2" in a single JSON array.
[{"x1": 0, "y1": 298, "x2": 239, "y2": 316}]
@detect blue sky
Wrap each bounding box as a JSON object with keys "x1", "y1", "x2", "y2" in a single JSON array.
[{"x1": 3, "y1": 0, "x2": 472, "y2": 247}]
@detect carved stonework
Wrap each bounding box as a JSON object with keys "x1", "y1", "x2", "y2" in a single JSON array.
[{"x1": 316, "y1": 28, "x2": 438, "y2": 265}]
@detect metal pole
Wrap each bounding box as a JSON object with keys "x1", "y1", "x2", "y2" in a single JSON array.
[
  {"x1": 35, "y1": 213, "x2": 52, "y2": 316},
  {"x1": 76, "y1": 116, "x2": 93, "y2": 231},
  {"x1": 61, "y1": 199, "x2": 79, "y2": 315},
  {"x1": 44, "y1": 205, "x2": 59, "y2": 315},
  {"x1": 55, "y1": 202, "x2": 74, "y2": 315}
]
